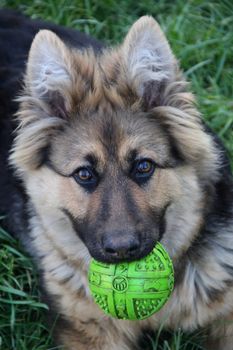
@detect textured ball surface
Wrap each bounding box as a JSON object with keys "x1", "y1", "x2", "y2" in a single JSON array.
[{"x1": 88, "y1": 243, "x2": 174, "y2": 320}]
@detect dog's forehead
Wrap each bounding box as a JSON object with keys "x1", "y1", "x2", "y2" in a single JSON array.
[{"x1": 50, "y1": 110, "x2": 172, "y2": 172}]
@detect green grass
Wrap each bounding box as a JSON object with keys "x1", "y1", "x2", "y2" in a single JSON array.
[
  {"x1": 0, "y1": 0, "x2": 232, "y2": 349},
  {"x1": 0, "y1": 226, "x2": 61, "y2": 350}
]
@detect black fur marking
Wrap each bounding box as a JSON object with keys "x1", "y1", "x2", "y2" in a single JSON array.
[
  {"x1": 205, "y1": 286, "x2": 225, "y2": 304},
  {"x1": 0, "y1": 9, "x2": 103, "y2": 52},
  {"x1": 61, "y1": 208, "x2": 78, "y2": 232},
  {"x1": 100, "y1": 117, "x2": 119, "y2": 159},
  {"x1": 45, "y1": 159, "x2": 70, "y2": 177},
  {"x1": 37, "y1": 144, "x2": 51, "y2": 168},
  {"x1": 167, "y1": 132, "x2": 185, "y2": 166},
  {"x1": 142, "y1": 81, "x2": 166, "y2": 109},
  {"x1": 46, "y1": 90, "x2": 69, "y2": 119},
  {"x1": 98, "y1": 180, "x2": 112, "y2": 222},
  {"x1": 126, "y1": 149, "x2": 138, "y2": 165},
  {"x1": 147, "y1": 115, "x2": 185, "y2": 167},
  {"x1": 158, "y1": 202, "x2": 170, "y2": 241},
  {"x1": 221, "y1": 263, "x2": 233, "y2": 277},
  {"x1": 85, "y1": 153, "x2": 98, "y2": 168},
  {"x1": 202, "y1": 122, "x2": 232, "y2": 174}
]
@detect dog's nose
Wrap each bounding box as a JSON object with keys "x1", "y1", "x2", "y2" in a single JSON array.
[{"x1": 102, "y1": 232, "x2": 141, "y2": 260}]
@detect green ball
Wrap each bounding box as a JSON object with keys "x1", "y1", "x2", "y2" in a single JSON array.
[{"x1": 88, "y1": 243, "x2": 174, "y2": 320}]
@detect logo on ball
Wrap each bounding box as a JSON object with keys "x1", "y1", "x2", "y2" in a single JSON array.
[{"x1": 112, "y1": 276, "x2": 128, "y2": 292}]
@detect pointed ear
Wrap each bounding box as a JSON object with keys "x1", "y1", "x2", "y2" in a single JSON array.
[
  {"x1": 122, "y1": 16, "x2": 177, "y2": 107},
  {"x1": 26, "y1": 30, "x2": 73, "y2": 118}
]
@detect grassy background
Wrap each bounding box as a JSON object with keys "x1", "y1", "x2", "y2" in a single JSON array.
[{"x1": 0, "y1": 0, "x2": 232, "y2": 349}]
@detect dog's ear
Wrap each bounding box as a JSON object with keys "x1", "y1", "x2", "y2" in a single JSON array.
[
  {"x1": 26, "y1": 30, "x2": 73, "y2": 118},
  {"x1": 122, "y1": 16, "x2": 176, "y2": 107}
]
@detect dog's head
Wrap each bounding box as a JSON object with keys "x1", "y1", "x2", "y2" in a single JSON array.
[{"x1": 10, "y1": 17, "x2": 219, "y2": 265}]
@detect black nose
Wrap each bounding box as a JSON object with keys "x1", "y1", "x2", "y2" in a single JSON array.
[{"x1": 102, "y1": 232, "x2": 141, "y2": 261}]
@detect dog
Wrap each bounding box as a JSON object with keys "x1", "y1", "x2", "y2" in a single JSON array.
[{"x1": 0, "y1": 9, "x2": 233, "y2": 350}]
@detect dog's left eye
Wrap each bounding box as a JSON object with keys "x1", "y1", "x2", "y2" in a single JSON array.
[
  {"x1": 131, "y1": 159, "x2": 155, "y2": 184},
  {"x1": 73, "y1": 167, "x2": 98, "y2": 190}
]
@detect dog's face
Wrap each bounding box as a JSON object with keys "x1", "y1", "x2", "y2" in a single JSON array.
[{"x1": 10, "y1": 17, "x2": 219, "y2": 266}]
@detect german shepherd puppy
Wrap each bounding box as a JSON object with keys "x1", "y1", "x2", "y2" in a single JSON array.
[{"x1": 0, "y1": 9, "x2": 233, "y2": 350}]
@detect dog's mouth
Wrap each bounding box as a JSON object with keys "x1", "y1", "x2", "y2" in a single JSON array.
[
  {"x1": 88, "y1": 202, "x2": 170, "y2": 264},
  {"x1": 61, "y1": 203, "x2": 169, "y2": 264},
  {"x1": 88, "y1": 239, "x2": 157, "y2": 264}
]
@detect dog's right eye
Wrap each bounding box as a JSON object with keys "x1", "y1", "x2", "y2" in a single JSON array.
[
  {"x1": 73, "y1": 167, "x2": 98, "y2": 190},
  {"x1": 131, "y1": 159, "x2": 155, "y2": 185}
]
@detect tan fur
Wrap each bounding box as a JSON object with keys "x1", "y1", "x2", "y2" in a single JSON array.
[{"x1": 10, "y1": 16, "x2": 232, "y2": 349}]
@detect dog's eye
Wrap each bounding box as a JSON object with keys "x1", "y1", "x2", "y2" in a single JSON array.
[
  {"x1": 132, "y1": 159, "x2": 155, "y2": 184},
  {"x1": 73, "y1": 167, "x2": 97, "y2": 190},
  {"x1": 77, "y1": 168, "x2": 93, "y2": 181},
  {"x1": 136, "y1": 160, "x2": 154, "y2": 174}
]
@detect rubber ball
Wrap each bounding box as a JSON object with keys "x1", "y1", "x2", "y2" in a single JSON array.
[{"x1": 88, "y1": 242, "x2": 174, "y2": 320}]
